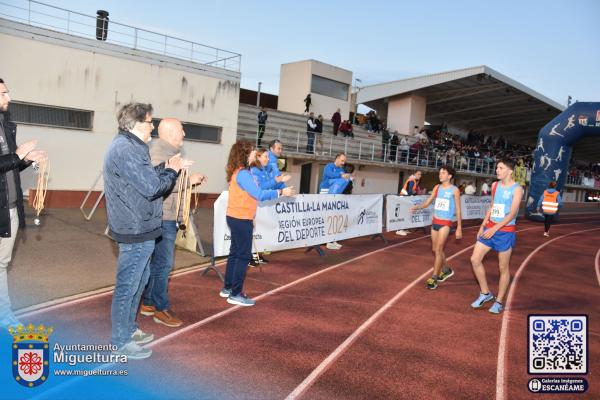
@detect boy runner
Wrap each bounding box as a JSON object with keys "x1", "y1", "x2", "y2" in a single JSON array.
[
  {"x1": 410, "y1": 166, "x2": 462, "y2": 289},
  {"x1": 470, "y1": 159, "x2": 523, "y2": 314}
]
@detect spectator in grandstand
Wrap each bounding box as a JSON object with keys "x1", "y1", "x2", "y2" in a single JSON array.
[
  {"x1": 339, "y1": 120, "x2": 354, "y2": 138},
  {"x1": 331, "y1": 108, "x2": 341, "y2": 136},
  {"x1": 221, "y1": 141, "x2": 295, "y2": 306},
  {"x1": 458, "y1": 183, "x2": 466, "y2": 195},
  {"x1": 410, "y1": 165, "x2": 462, "y2": 290},
  {"x1": 465, "y1": 181, "x2": 476, "y2": 195},
  {"x1": 481, "y1": 180, "x2": 491, "y2": 196},
  {"x1": 389, "y1": 131, "x2": 399, "y2": 163},
  {"x1": 470, "y1": 159, "x2": 523, "y2": 315},
  {"x1": 257, "y1": 107, "x2": 268, "y2": 147},
  {"x1": 104, "y1": 103, "x2": 185, "y2": 359},
  {"x1": 399, "y1": 135, "x2": 409, "y2": 163},
  {"x1": 304, "y1": 93, "x2": 311, "y2": 113},
  {"x1": 537, "y1": 181, "x2": 562, "y2": 237},
  {"x1": 459, "y1": 153, "x2": 468, "y2": 170},
  {"x1": 315, "y1": 114, "x2": 324, "y2": 155},
  {"x1": 514, "y1": 159, "x2": 527, "y2": 187},
  {"x1": 319, "y1": 153, "x2": 351, "y2": 249},
  {"x1": 369, "y1": 112, "x2": 380, "y2": 133},
  {"x1": 140, "y1": 118, "x2": 206, "y2": 329},
  {"x1": 0, "y1": 78, "x2": 47, "y2": 330},
  {"x1": 396, "y1": 170, "x2": 422, "y2": 236},
  {"x1": 306, "y1": 112, "x2": 317, "y2": 154},
  {"x1": 381, "y1": 129, "x2": 390, "y2": 162}
]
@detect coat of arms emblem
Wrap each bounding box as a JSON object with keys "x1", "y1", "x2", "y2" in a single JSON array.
[{"x1": 9, "y1": 323, "x2": 53, "y2": 388}]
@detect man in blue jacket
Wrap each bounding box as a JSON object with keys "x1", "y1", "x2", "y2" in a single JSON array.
[
  {"x1": 266, "y1": 139, "x2": 285, "y2": 190},
  {"x1": 320, "y1": 153, "x2": 351, "y2": 195},
  {"x1": 319, "y1": 153, "x2": 351, "y2": 250},
  {"x1": 104, "y1": 103, "x2": 184, "y2": 359}
]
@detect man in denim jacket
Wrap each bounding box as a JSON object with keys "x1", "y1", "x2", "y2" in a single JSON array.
[{"x1": 104, "y1": 103, "x2": 184, "y2": 359}]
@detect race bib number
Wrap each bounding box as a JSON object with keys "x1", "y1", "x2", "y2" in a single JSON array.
[
  {"x1": 434, "y1": 198, "x2": 450, "y2": 212},
  {"x1": 491, "y1": 203, "x2": 505, "y2": 218}
]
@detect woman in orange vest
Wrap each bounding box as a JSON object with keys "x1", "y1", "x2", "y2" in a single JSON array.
[
  {"x1": 220, "y1": 141, "x2": 295, "y2": 306},
  {"x1": 537, "y1": 181, "x2": 562, "y2": 237}
]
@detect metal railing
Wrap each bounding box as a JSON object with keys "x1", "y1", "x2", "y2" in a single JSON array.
[
  {"x1": 566, "y1": 175, "x2": 598, "y2": 188},
  {"x1": 0, "y1": 0, "x2": 241, "y2": 72},
  {"x1": 252, "y1": 127, "x2": 498, "y2": 176}
]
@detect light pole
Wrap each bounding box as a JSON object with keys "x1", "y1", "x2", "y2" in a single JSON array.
[{"x1": 256, "y1": 82, "x2": 262, "y2": 107}]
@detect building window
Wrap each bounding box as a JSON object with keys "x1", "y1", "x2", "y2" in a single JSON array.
[
  {"x1": 311, "y1": 75, "x2": 349, "y2": 101},
  {"x1": 9, "y1": 101, "x2": 93, "y2": 130},
  {"x1": 151, "y1": 119, "x2": 221, "y2": 144}
]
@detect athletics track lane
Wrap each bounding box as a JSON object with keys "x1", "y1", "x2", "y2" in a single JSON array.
[
  {"x1": 18, "y1": 217, "x2": 599, "y2": 399},
  {"x1": 290, "y1": 220, "x2": 600, "y2": 400}
]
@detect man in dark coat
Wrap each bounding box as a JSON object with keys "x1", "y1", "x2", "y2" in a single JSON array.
[{"x1": 0, "y1": 78, "x2": 47, "y2": 329}]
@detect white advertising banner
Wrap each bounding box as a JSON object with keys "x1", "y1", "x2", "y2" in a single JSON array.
[
  {"x1": 213, "y1": 192, "x2": 383, "y2": 257},
  {"x1": 460, "y1": 195, "x2": 492, "y2": 220},
  {"x1": 385, "y1": 195, "x2": 432, "y2": 231},
  {"x1": 385, "y1": 194, "x2": 492, "y2": 231}
]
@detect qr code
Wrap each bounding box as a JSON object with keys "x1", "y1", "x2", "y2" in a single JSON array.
[{"x1": 528, "y1": 315, "x2": 587, "y2": 374}]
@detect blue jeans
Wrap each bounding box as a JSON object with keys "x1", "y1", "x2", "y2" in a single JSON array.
[
  {"x1": 224, "y1": 216, "x2": 253, "y2": 296},
  {"x1": 306, "y1": 132, "x2": 315, "y2": 154},
  {"x1": 0, "y1": 208, "x2": 19, "y2": 326},
  {"x1": 111, "y1": 240, "x2": 155, "y2": 348},
  {"x1": 142, "y1": 220, "x2": 177, "y2": 311}
]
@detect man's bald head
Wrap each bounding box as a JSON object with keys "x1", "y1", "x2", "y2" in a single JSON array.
[{"x1": 158, "y1": 118, "x2": 185, "y2": 148}]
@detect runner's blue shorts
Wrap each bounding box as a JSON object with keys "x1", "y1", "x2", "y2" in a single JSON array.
[{"x1": 477, "y1": 228, "x2": 516, "y2": 252}]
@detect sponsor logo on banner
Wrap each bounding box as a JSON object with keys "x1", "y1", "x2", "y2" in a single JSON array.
[
  {"x1": 358, "y1": 209, "x2": 378, "y2": 225},
  {"x1": 460, "y1": 196, "x2": 492, "y2": 219},
  {"x1": 578, "y1": 115, "x2": 588, "y2": 125},
  {"x1": 213, "y1": 193, "x2": 383, "y2": 257},
  {"x1": 9, "y1": 324, "x2": 53, "y2": 388},
  {"x1": 385, "y1": 195, "x2": 431, "y2": 231}
]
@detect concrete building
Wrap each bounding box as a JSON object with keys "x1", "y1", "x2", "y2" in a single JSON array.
[
  {"x1": 0, "y1": 5, "x2": 241, "y2": 205},
  {"x1": 278, "y1": 60, "x2": 352, "y2": 120}
]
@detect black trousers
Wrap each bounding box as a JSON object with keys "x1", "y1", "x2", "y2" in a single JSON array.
[
  {"x1": 544, "y1": 214, "x2": 554, "y2": 232},
  {"x1": 257, "y1": 125, "x2": 266, "y2": 146}
]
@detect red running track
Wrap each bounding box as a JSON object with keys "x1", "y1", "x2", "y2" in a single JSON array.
[{"x1": 22, "y1": 215, "x2": 600, "y2": 399}]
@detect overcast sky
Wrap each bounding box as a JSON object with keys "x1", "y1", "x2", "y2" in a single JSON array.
[{"x1": 7, "y1": 0, "x2": 600, "y2": 106}]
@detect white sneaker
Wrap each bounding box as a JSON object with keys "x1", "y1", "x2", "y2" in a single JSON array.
[
  {"x1": 543, "y1": 232, "x2": 549, "y2": 237},
  {"x1": 395, "y1": 230, "x2": 408, "y2": 236},
  {"x1": 131, "y1": 328, "x2": 154, "y2": 345},
  {"x1": 114, "y1": 340, "x2": 152, "y2": 360},
  {"x1": 326, "y1": 242, "x2": 341, "y2": 250},
  {"x1": 332, "y1": 241, "x2": 342, "y2": 248}
]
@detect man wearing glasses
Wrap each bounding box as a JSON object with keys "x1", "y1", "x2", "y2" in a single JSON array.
[{"x1": 104, "y1": 103, "x2": 185, "y2": 359}]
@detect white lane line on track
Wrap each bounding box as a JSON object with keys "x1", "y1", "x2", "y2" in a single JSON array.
[
  {"x1": 595, "y1": 248, "x2": 600, "y2": 288},
  {"x1": 495, "y1": 227, "x2": 600, "y2": 400},
  {"x1": 17, "y1": 260, "x2": 227, "y2": 317}
]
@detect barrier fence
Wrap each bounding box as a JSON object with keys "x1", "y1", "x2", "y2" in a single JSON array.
[{"x1": 213, "y1": 193, "x2": 492, "y2": 257}]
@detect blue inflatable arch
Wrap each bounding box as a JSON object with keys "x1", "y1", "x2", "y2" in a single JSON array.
[{"x1": 526, "y1": 102, "x2": 600, "y2": 220}]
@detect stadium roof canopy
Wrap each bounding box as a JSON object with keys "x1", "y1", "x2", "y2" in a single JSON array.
[{"x1": 357, "y1": 66, "x2": 598, "y2": 161}]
